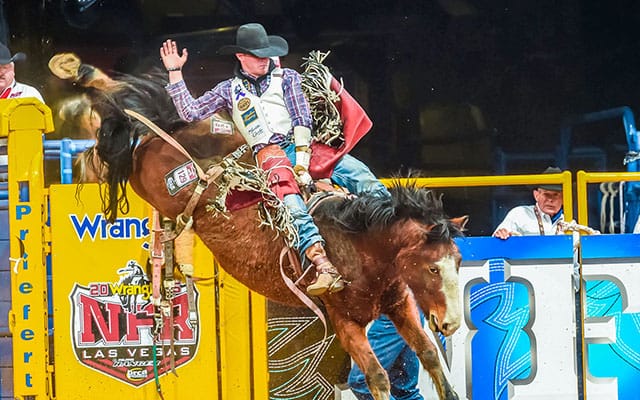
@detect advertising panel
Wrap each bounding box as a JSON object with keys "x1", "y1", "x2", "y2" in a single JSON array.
[
  {"x1": 450, "y1": 236, "x2": 578, "y2": 400},
  {"x1": 48, "y1": 184, "x2": 218, "y2": 399},
  {"x1": 581, "y1": 234, "x2": 640, "y2": 400}
]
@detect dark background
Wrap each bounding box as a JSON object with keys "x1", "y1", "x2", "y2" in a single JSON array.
[{"x1": 3, "y1": 0, "x2": 639, "y2": 234}]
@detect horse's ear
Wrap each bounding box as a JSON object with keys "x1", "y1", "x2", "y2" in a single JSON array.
[{"x1": 450, "y1": 216, "x2": 469, "y2": 231}]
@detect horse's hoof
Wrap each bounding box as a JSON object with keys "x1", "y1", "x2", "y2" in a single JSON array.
[{"x1": 446, "y1": 390, "x2": 460, "y2": 400}]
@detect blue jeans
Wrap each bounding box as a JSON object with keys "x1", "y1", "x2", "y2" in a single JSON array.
[
  {"x1": 282, "y1": 143, "x2": 390, "y2": 197},
  {"x1": 348, "y1": 314, "x2": 425, "y2": 400},
  {"x1": 283, "y1": 193, "x2": 322, "y2": 254}
]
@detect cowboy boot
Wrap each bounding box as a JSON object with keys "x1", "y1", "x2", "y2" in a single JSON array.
[{"x1": 305, "y1": 242, "x2": 345, "y2": 296}]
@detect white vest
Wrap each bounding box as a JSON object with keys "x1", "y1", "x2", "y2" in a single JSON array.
[{"x1": 230, "y1": 69, "x2": 292, "y2": 148}]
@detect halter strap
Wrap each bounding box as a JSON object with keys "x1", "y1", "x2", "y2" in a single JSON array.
[
  {"x1": 124, "y1": 108, "x2": 233, "y2": 241},
  {"x1": 124, "y1": 109, "x2": 209, "y2": 180}
]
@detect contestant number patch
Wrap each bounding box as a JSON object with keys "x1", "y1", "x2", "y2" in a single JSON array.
[
  {"x1": 241, "y1": 107, "x2": 258, "y2": 126},
  {"x1": 210, "y1": 116, "x2": 233, "y2": 135},
  {"x1": 165, "y1": 161, "x2": 198, "y2": 196}
]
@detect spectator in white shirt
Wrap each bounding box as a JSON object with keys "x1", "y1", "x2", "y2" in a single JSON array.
[{"x1": 493, "y1": 167, "x2": 564, "y2": 239}]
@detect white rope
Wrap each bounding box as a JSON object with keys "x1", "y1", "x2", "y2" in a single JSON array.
[
  {"x1": 205, "y1": 156, "x2": 299, "y2": 248},
  {"x1": 619, "y1": 181, "x2": 626, "y2": 233},
  {"x1": 599, "y1": 182, "x2": 620, "y2": 233},
  {"x1": 558, "y1": 220, "x2": 601, "y2": 235},
  {"x1": 607, "y1": 182, "x2": 618, "y2": 233},
  {"x1": 599, "y1": 182, "x2": 609, "y2": 232}
]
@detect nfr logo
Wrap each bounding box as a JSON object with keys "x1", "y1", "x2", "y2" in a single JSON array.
[{"x1": 70, "y1": 260, "x2": 200, "y2": 387}]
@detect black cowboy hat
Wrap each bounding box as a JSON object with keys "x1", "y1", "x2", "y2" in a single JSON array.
[
  {"x1": 535, "y1": 166, "x2": 563, "y2": 191},
  {"x1": 0, "y1": 43, "x2": 26, "y2": 64},
  {"x1": 218, "y1": 23, "x2": 288, "y2": 58}
]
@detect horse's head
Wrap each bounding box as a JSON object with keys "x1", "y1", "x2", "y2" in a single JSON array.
[
  {"x1": 317, "y1": 182, "x2": 467, "y2": 336},
  {"x1": 394, "y1": 215, "x2": 467, "y2": 337},
  {"x1": 381, "y1": 183, "x2": 466, "y2": 336}
]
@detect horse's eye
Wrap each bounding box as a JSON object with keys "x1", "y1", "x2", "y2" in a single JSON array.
[{"x1": 429, "y1": 266, "x2": 439, "y2": 274}]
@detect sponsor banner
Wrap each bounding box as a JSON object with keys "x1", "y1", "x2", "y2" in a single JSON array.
[
  {"x1": 581, "y1": 234, "x2": 640, "y2": 400},
  {"x1": 48, "y1": 184, "x2": 218, "y2": 399},
  {"x1": 449, "y1": 236, "x2": 578, "y2": 400}
]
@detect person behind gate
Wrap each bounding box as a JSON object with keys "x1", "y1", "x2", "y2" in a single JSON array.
[
  {"x1": 493, "y1": 166, "x2": 564, "y2": 239},
  {"x1": 160, "y1": 23, "x2": 387, "y2": 295}
]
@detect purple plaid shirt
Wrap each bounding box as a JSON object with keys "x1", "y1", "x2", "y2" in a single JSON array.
[{"x1": 166, "y1": 67, "x2": 312, "y2": 141}]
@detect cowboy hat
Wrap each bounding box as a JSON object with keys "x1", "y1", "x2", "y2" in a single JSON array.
[
  {"x1": 535, "y1": 166, "x2": 563, "y2": 191},
  {"x1": 218, "y1": 23, "x2": 288, "y2": 58},
  {"x1": 0, "y1": 43, "x2": 26, "y2": 64}
]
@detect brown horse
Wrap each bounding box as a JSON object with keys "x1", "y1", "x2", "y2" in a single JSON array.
[{"x1": 60, "y1": 61, "x2": 465, "y2": 400}]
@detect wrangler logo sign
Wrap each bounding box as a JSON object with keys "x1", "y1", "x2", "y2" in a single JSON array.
[
  {"x1": 69, "y1": 260, "x2": 200, "y2": 387},
  {"x1": 69, "y1": 214, "x2": 150, "y2": 241}
]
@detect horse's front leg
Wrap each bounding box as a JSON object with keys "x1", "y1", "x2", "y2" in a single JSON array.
[
  {"x1": 387, "y1": 294, "x2": 459, "y2": 400},
  {"x1": 328, "y1": 314, "x2": 391, "y2": 400}
]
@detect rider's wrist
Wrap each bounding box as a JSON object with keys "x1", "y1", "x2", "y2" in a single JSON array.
[{"x1": 166, "y1": 67, "x2": 181, "y2": 72}]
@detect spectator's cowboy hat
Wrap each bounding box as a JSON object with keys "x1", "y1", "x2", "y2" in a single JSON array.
[
  {"x1": 536, "y1": 166, "x2": 563, "y2": 191},
  {"x1": 0, "y1": 43, "x2": 26, "y2": 64},
  {"x1": 218, "y1": 23, "x2": 288, "y2": 57}
]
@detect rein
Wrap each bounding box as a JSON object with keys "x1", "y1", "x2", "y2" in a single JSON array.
[{"x1": 124, "y1": 109, "x2": 230, "y2": 241}]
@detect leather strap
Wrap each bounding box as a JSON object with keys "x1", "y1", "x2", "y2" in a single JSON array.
[
  {"x1": 124, "y1": 108, "x2": 226, "y2": 242},
  {"x1": 533, "y1": 205, "x2": 561, "y2": 235},
  {"x1": 162, "y1": 218, "x2": 178, "y2": 376},
  {"x1": 125, "y1": 109, "x2": 207, "y2": 180},
  {"x1": 279, "y1": 246, "x2": 328, "y2": 341},
  {"x1": 150, "y1": 209, "x2": 164, "y2": 306}
]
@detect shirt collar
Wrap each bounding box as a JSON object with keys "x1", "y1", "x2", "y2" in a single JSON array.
[
  {"x1": 234, "y1": 59, "x2": 276, "y2": 82},
  {"x1": 536, "y1": 203, "x2": 563, "y2": 222},
  {"x1": 234, "y1": 60, "x2": 276, "y2": 96},
  {"x1": 0, "y1": 80, "x2": 16, "y2": 98}
]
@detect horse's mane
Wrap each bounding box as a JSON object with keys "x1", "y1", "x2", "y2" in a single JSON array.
[
  {"x1": 316, "y1": 181, "x2": 464, "y2": 242},
  {"x1": 89, "y1": 68, "x2": 188, "y2": 221}
]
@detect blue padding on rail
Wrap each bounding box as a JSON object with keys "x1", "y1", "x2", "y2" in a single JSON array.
[
  {"x1": 44, "y1": 138, "x2": 96, "y2": 183},
  {"x1": 43, "y1": 139, "x2": 96, "y2": 151},
  {"x1": 581, "y1": 234, "x2": 640, "y2": 259},
  {"x1": 455, "y1": 235, "x2": 574, "y2": 261}
]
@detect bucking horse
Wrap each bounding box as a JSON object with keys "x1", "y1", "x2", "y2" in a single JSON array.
[{"x1": 49, "y1": 52, "x2": 465, "y2": 400}]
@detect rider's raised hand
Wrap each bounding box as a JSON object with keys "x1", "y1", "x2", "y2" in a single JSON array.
[{"x1": 160, "y1": 39, "x2": 188, "y2": 74}]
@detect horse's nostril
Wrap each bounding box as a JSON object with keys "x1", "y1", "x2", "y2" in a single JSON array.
[{"x1": 441, "y1": 323, "x2": 449, "y2": 333}]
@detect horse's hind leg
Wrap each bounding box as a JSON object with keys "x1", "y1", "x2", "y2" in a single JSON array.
[
  {"x1": 387, "y1": 295, "x2": 459, "y2": 400},
  {"x1": 330, "y1": 316, "x2": 391, "y2": 400}
]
